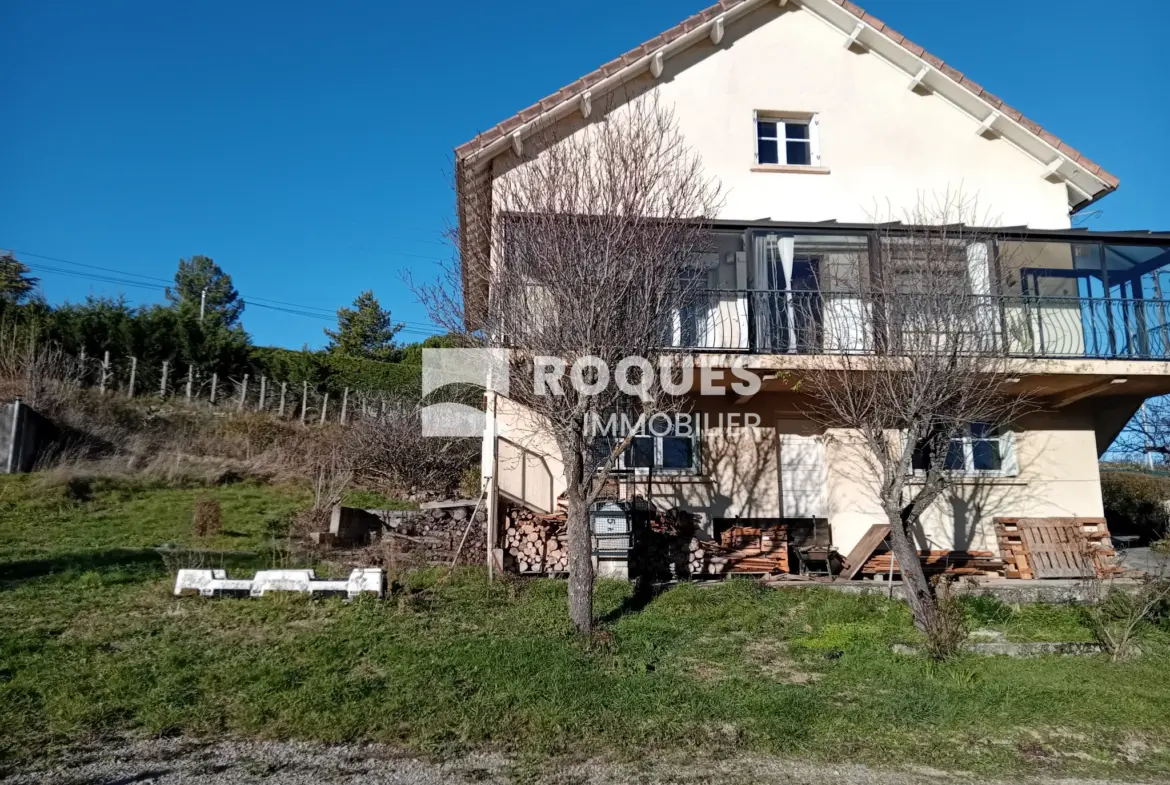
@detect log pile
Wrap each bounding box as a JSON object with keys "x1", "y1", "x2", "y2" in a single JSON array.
[
  {"x1": 683, "y1": 525, "x2": 790, "y2": 575},
  {"x1": 502, "y1": 507, "x2": 569, "y2": 574},
  {"x1": 995, "y1": 517, "x2": 1120, "y2": 579},
  {"x1": 857, "y1": 549, "x2": 1004, "y2": 577}
]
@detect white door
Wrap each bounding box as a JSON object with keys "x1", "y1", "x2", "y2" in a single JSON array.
[{"x1": 778, "y1": 425, "x2": 827, "y2": 519}]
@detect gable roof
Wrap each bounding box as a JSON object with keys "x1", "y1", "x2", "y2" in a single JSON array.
[{"x1": 455, "y1": 0, "x2": 1118, "y2": 212}]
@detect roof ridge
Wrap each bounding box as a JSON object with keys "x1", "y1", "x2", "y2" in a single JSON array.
[{"x1": 453, "y1": 0, "x2": 1117, "y2": 192}]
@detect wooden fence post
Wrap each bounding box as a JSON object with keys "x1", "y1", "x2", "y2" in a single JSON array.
[
  {"x1": 160, "y1": 360, "x2": 169, "y2": 397},
  {"x1": 300, "y1": 381, "x2": 308, "y2": 424},
  {"x1": 340, "y1": 387, "x2": 349, "y2": 425},
  {"x1": 210, "y1": 373, "x2": 218, "y2": 405},
  {"x1": 258, "y1": 376, "x2": 267, "y2": 411},
  {"x1": 128, "y1": 356, "x2": 137, "y2": 398},
  {"x1": 238, "y1": 374, "x2": 249, "y2": 411},
  {"x1": 279, "y1": 382, "x2": 287, "y2": 417}
]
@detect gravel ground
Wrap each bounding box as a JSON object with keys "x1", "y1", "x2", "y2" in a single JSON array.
[{"x1": 0, "y1": 738, "x2": 1160, "y2": 785}]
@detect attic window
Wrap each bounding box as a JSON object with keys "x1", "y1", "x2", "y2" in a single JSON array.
[{"x1": 755, "y1": 113, "x2": 820, "y2": 167}]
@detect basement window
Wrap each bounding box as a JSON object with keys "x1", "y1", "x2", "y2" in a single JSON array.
[
  {"x1": 592, "y1": 415, "x2": 700, "y2": 475},
  {"x1": 755, "y1": 113, "x2": 819, "y2": 167},
  {"x1": 911, "y1": 422, "x2": 1017, "y2": 476}
]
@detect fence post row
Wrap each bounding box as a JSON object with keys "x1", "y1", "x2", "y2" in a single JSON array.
[{"x1": 18, "y1": 343, "x2": 413, "y2": 426}]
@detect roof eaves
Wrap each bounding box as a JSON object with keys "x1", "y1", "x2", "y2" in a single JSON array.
[{"x1": 456, "y1": 0, "x2": 1119, "y2": 194}]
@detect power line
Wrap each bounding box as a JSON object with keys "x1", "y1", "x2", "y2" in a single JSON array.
[{"x1": 12, "y1": 247, "x2": 446, "y2": 333}]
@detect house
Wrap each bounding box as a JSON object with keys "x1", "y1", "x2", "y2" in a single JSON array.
[{"x1": 454, "y1": 0, "x2": 1170, "y2": 575}]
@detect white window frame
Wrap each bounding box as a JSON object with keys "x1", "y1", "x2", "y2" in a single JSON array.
[
  {"x1": 910, "y1": 423, "x2": 1018, "y2": 478},
  {"x1": 754, "y1": 112, "x2": 821, "y2": 167}
]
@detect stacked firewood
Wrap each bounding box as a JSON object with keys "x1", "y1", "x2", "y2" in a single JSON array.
[
  {"x1": 686, "y1": 537, "x2": 728, "y2": 576},
  {"x1": 502, "y1": 507, "x2": 569, "y2": 574},
  {"x1": 683, "y1": 525, "x2": 789, "y2": 575}
]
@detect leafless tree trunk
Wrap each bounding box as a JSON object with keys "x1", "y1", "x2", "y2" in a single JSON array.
[
  {"x1": 803, "y1": 192, "x2": 1031, "y2": 655},
  {"x1": 416, "y1": 94, "x2": 723, "y2": 634}
]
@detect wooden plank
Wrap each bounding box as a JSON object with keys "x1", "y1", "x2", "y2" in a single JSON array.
[{"x1": 841, "y1": 524, "x2": 891, "y2": 580}]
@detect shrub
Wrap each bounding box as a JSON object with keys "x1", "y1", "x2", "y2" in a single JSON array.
[
  {"x1": 192, "y1": 496, "x2": 222, "y2": 537},
  {"x1": 923, "y1": 578, "x2": 968, "y2": 661},
  {"x1": 459, "y1": 465, "x2": 481, "y2": 500},
  {"x1": 1100, "y1": 471, "x2": 1170, "y2": 542}
]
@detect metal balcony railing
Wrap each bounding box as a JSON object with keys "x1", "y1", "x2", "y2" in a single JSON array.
[{"x1": 668, "y1": 290, "x2": 1170, "y2": 360}]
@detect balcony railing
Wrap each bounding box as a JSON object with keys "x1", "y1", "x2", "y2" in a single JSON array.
[{"x1": 670, "y1": 290, "x2": 1170, "y2": 360}]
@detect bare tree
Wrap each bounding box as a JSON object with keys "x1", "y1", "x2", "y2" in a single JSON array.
[
  {"x1": 1116, "y1": 397, "x2": 1170, "y2": 467},
  {"x1": 802, "y1": 193, "x2": 1031, "y2": 655},
  {"x1": 418, "y1": 95, "x2": 723, "y2": 634}
]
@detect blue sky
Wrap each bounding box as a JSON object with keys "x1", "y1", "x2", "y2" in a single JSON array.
[{"x1": 1, "y1": 0, "x2": 1166, "y2": 349}]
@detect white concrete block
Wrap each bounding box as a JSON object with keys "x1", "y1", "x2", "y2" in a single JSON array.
[{"x1": 173, "y1": 568, "x2": 384, "y2": 600}]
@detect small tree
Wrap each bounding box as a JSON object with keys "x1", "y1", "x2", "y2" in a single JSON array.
[
  {"x1": 419, "y1": 95, "x2": 722, "y2": 634},
  {"x1": 802, "y1": 194, "x2": 1030, "y2": 656},
  {"x1": 166, "y1": 255, "x2": 244, "y2": 328},
  {"x1": 325, "y1": 290, "x2": 404, "y2": 361},
  {"x1": 0, "y1": 253, "x2": 39, "y2": 304}
]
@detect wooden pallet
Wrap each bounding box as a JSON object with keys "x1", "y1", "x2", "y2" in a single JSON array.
[{"x1": 994, "y1": 517, "x2": 1119, "y2": 580}]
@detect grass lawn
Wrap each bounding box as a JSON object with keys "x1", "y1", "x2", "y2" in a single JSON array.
[{"x1": 2, "y1": 473, "x2": 1170, "y2": 776}]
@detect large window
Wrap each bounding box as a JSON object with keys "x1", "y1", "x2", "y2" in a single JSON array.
[{"x1": 912, "y1": 422, "x2": 1015, "y2": 476}]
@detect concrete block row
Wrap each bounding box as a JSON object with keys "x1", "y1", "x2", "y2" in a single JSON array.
[{"x1": 173, "y1": 568, "x2": 385, "y2": 599}]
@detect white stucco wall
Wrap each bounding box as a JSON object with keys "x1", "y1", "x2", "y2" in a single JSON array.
[
  {"x1": 494, "y1": 2, "x2": 1072, "y2": 230},
  {"x1": 490, "y1": 394, "x2": 1107, "y2": 558}
]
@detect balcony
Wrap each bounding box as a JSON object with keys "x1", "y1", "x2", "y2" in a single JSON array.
[{"x1": 672, "y1": 290, "x2": 1170, "y2": 360}]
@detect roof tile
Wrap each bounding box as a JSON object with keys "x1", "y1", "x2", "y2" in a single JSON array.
[
  {"x1": 940, "y1": 63, "x2": 963, "y2": 82},
  {"x1": 455, "y1": 0, "x2": 1117, "y2": 198},
  {"x1": 880, "y1": 25, "x2": 906, "y2": 44},
  {"x1": 900, "y1": 37, "x2": 925, "y2": 57}
]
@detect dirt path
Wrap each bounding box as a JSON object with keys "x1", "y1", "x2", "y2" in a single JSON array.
[{"x1": 1, "y1": 738, "x2": 1160, "y2": 785}]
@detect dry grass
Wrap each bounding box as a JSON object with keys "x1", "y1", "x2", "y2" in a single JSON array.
[
  {"x1": 192, "y1": 496, "x2": 223, "y2": 537},
  {"x1": 0, "y1": 341, "x2": 476, "y2": 500}
]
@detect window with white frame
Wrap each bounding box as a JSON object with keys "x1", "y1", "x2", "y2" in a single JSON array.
[
  {"x1": 912, "y1": 422, "x2": 1016, "y2": 476},
  {"x1": 593, "y1": 415, "x2": 700, "y2": 474},
  {"x1": 755, "y1": 114, "x2": 819, "y2": 166}
]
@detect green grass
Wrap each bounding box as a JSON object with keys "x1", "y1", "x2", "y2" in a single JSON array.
[{"x1": 2, "y1": 475, "x2": 1170, "y2": 776}]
